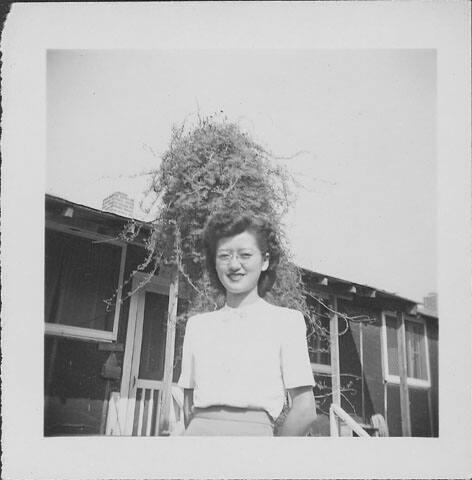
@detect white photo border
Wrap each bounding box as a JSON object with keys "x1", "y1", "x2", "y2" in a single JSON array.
[{"x1": 1, "y1": 2, "x2": 471, "y2": 479}]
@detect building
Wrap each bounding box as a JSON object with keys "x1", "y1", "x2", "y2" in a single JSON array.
[
  {"x1": 44, "y1": 194, "x2": 438, "y2": 437},
  {"x1": 302, "y1": 270, "x2": 438, "y2": 437}
]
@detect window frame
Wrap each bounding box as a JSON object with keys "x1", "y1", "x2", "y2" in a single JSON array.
[
  {"x1": 309, "y1": 319, "x2": 332, "y2": 374},
  {"x1": 311, "y1": 362, "x2": 332, "y2": 375},
  {"x1": 306, "y1": 295, "x2": 332, "y2": 374},
  {"x1": 381, "y1": 311, "x2": 431, "y2": 388},
  {"x1": 44, "y1": 221, "x2": 127, "y2": 343}
]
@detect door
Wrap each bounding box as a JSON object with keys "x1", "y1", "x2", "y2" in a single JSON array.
[{"x1": 119, "y1": 272, "x2": 184, "y2": 436}]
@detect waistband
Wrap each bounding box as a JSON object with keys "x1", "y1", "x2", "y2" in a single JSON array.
[{"x1": 192, "y1": 406, "x2": 273, "y2": 425}]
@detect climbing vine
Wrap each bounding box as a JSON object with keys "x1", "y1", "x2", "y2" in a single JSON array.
[
  {"x1": 114, "y1": 113, "x2": 372, "y2": 426},
  {"x1": 126, "y1": 114, "x2": 308, "y2": 316}
]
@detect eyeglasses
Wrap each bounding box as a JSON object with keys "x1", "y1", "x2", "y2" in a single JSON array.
[{"x1": 216, "y1": 251, "x2": 258, "y2": 265}]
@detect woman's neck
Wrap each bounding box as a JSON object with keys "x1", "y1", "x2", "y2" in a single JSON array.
[{"x1": 225, "y1": 288, "x2": 261, "y2": 309}]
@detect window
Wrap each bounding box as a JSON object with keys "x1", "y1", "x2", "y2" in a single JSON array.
[
  {"x1": 45, "y1": 227, "x2": 126, "y2": 341},
  {"x1": 385, "y1": 315, "x2": 400, "y2": 376},
  {"x1": 405, "y1": 321, "x2": 428, "y2": 381},
  {"x1": 307, "y1": 300, "x2": 331, "y2": 374},
  {"x1": 382, "y1": 313, "x2": 430, "y2": 387}
]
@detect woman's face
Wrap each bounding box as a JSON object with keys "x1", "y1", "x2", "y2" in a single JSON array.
[{"x1": 215, "y1": 230, "x2": 269, "y2": 297}]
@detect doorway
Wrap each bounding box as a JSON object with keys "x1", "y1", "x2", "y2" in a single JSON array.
[{"x1": 117, "y1": 272, "x2": 183, "y2": 435}]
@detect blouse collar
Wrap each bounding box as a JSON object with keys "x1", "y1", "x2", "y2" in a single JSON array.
[{"x1": 222, "y1": 297, "x2": 266, "y2": 318}]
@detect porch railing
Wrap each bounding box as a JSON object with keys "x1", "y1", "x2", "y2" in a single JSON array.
[
  {"x1": 105, "y1": 385, "x2": 184, "y2": 436},
  {"x1": 105, "y1": 391, "x2": 123, "y2": 435},
  {"x1": 329, "y1": 403, "x2": 370, "y2": 437}
]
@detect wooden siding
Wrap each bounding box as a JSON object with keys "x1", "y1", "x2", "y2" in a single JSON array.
[
  {"x1": 44, "y1": 336, "x2": 113, "y2": 435},
  {"x1": 410, "y1": 388, "x2": 432, "y2": 436},
  {"x1": 336, "y1": 298, "x2": 439, "y2": 437},
  {"x1": 337, "y1": 300, "x2": 385, "y2": 424},
  {"x1": 338, "y1": 320, "x2": 364, "y2": 419},
  {"x1": 44, "y1": 241, "x2": 145, "y2": 436},
  {"x1": 385, "y1": 316, "x2": 438, "y2": 437},
  {"x1": 357, "y1": 314, "x2": 385, "y2": 420},
  {"x1": 426, "y1": 317, "x2": 439, "y2": 436},
  {"x1": 386, "y1": 384, "x2": 403, "y2": 436}
]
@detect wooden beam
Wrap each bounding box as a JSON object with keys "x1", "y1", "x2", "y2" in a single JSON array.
[
  {"x1": 99, "y1": 380, "x2": 111, "y2": 435},
  {"x1": 359, "y1": 322, "x2": 365, "y2": 421},
  {"x1": 427, "y1": 389, "x2": 434, "y2": 436},
  {"x1": 330, "y1": 295, "x2": 341, "y2": 434},
  {"x1": 158, "y1": 264, "x2": 179, "y2": 435},
  {"x1": 98, "y1": 342, "x2": 125, "y2": 352},
  {"x1": 330, "y1": 405, "x2": 339, "y2": 437},
  {"x1": 397, "y1": 311, "x2": 412, "y2": 436},
  {"x1": 330, "y1": 404, "x2": 370, "y2": 437},
  {"x1": 62, "y1": 206, "x2": 74, "y2": 218},
  {"x1": 358, "y1": 287, "x2": 376, "y2": 298}
]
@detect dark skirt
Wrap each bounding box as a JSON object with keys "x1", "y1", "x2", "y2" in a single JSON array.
[{"x1": 183, "y1": 406, "x2": 274, "y2": 436}]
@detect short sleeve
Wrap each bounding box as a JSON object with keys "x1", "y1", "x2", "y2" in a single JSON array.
[
  {"x1": 280, "y1": 310, "x2": 315, "y2": 389},
  {"x1": 178, "y1": 316, "x2": 196, "y2": 389}
]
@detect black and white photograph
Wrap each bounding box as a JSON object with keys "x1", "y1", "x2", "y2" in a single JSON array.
[
  {"x1": 2, "y1": 2, "x2": 471, "y2": 479},
  {"x1": 44, "y1": 48, "x2": 438, "y2": 438}
]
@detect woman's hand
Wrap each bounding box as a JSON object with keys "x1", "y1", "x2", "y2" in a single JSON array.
[{"x1": 277, "y1": 386, "x2": 317, "y2": 436}]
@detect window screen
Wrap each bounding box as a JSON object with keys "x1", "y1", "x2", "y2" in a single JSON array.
[
  {"x1": 405, "y1": 320, "x2": 428, "y2": 380},
  {"x1": 385, "y1": 315, "x2": 399, "y2": 376},
  {"x1": 138, "y1": 292, "x2": 168, "y2": 381},
  {"x1": 385, "y1": 314, "x2": 428, "y2": 382},
  {"x1": 45, "y1": 229, "x2": 122, "y2": 332},
  {"x1": 307, "y1": 302, "x2": 331, "y2": 366}
]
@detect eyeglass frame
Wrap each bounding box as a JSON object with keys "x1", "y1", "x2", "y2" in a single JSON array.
[{"x1": 215, "y1": 249, "x2": 267, "y2": 265}]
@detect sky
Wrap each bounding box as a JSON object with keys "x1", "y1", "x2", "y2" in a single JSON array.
[{"x1": 47, "y1": 49, "x2": 436, "y2": 302}]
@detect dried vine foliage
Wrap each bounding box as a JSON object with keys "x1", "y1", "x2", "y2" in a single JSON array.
[
  {"x1": 117, "y1": 114, "x2": 368, "y2": 423},
  {"x1": 135, "y1": 115, "x2": 308, "y2": 317}
]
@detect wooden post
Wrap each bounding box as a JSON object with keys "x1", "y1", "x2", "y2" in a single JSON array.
[
  {"x1": 397, "y1": 311, "x2": 411, "y2": 436},
  {"x1": 329, "y1": 405, "x2": 339, "y2": 437},
  {"x1": 427, "y1": 389, "x2": 434, "y2": 436},
  {"x1": 158, "y1": 265, "x2": 179, "y2": 435},
  {"x1": 99, "y1": 380, "x2": 111, "y2": 435},
  {"x1": 330, "y1": 295, "x2": 341, "y2": 434},
  {"x1": 359, "y1": 321, "x2": 365, "y2": 422}
]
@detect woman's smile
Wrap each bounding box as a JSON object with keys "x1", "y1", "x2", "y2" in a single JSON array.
[{"x1": 227, "y1": 272, "x2": 245, "y2": 281}]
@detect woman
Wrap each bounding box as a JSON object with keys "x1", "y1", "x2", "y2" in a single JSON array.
[{"x1": 178, "y1": 211, "x2": 317, "y2": 436}]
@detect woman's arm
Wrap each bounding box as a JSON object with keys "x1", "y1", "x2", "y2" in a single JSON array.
[
  {"x1": 277, "y1": 386, "x2": 317, "y2": 436},
  {"x1": 183, "y1": 388, "x2": 194, "y2": 428}
]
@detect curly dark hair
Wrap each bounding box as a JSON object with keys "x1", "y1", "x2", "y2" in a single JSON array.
[{"x1": 203, "y1": 211, "x2": 281, "y2": 297}]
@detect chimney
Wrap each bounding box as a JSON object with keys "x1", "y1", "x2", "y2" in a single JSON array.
[
  {"x1": 102, "y1": 192, "x2": 134, "y2": 218},
  {"x1": 423, "y1": 292, "x2": 438, "y2": 314}
]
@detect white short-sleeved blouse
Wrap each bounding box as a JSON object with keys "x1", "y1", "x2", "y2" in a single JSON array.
[{"x1": 178, "y1": 297, "x2": 315, "y2": 420}]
